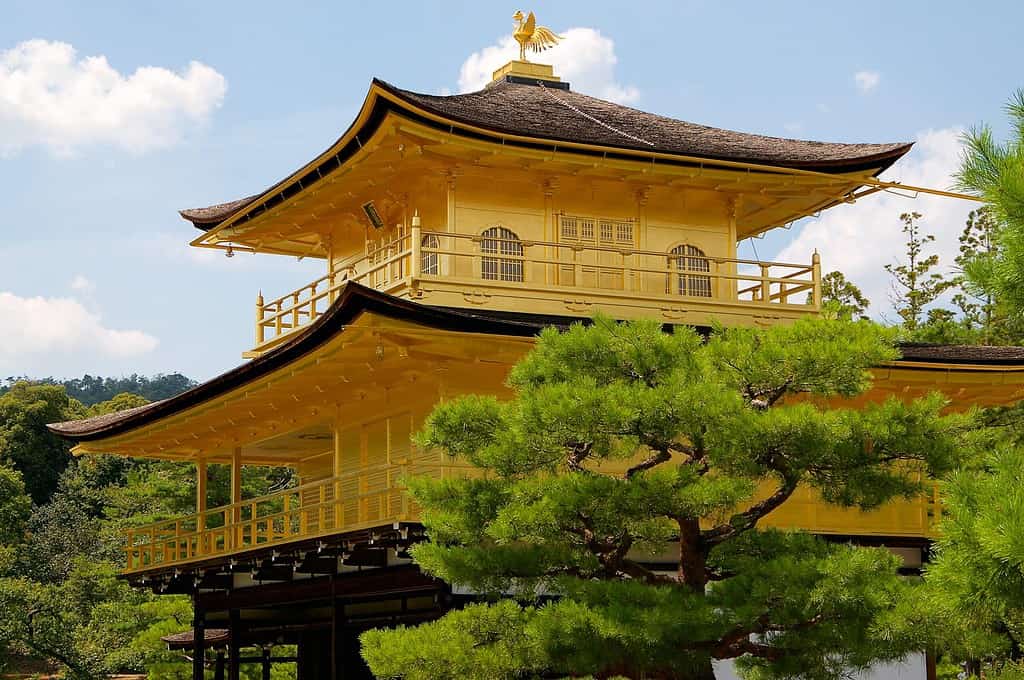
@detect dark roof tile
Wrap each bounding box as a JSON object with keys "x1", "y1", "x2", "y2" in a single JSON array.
[
  {"x1": 897, "y1": 342, "x2": 1024, "y2": 365},
  {"x1": 389, "y1": 79, "x2": 911, "y2": 170},
  {"x1": 161, "y1": 628, "x2": 230, "y2": 650}
]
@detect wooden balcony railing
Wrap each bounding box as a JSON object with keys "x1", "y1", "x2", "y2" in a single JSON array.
[
  {"x1": 122, "y1": 459, "x2": 941, "y2": 574},
  {"x1": 254, "y1": 227, "x2": 822, "y2": 349},
  {"x1": 123, "y1": 462, "x2": 477, "y2": 574}
]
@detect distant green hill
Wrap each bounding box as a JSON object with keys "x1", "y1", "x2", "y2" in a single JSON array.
[{"x1": 0, "y1": 373, "x2": 196, "y2": 406}]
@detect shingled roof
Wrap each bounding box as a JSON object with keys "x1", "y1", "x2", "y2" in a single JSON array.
[
  {"x1": 48, "y1": 285, "x2": 1024, "y2": 444},
  {"x1": 386, "y1": 79, "x2": 911, "y2": 170},
  {"x1": 179, "y1": 77, "x2": 913, "y2": 230},
  {"x1": 897, "y1": 342, "x2": 1024, "y2": 365}
]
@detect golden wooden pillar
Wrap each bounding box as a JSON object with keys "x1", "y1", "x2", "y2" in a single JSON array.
[
  {"x1": 333, "y1": 421, "x2": 343, "y2": 530},
  {"x1": 196, "y1": 456, "x2": 207, "y2": 557}
]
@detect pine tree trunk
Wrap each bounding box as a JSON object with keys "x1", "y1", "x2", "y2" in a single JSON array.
[
  {"x1": 680, "y1": 517, "x2": 717, "y2": 680},
  {"x1": 678, "y1": 518, "x2": 708, "y2": 592},
  {"x1": 692, "y1": 655, "x2": 717, "y2": 680}
]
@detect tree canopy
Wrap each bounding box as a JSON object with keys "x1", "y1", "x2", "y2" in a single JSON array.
[{"x1": 361, "y1": 315, "x2": 971, "y2": 680}]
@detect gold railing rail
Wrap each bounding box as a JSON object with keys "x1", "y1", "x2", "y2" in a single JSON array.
[
  {"x1": 254, "y1": 227, "x2": 822, "y2": 348},
  {"x1": 122, "y1": 461, "x2": 478, "y2": 573}
]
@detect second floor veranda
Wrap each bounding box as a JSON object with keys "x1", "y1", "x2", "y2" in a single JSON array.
[
  {"x1": 121, "y1": 456, "x2": 939, "y2": 577},
  {"x1": 251, "y1": 221, "x2": 822, "y2": 355}
]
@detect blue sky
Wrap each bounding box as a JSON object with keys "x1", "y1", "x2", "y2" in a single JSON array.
[{"x1": 1, "y1": 1, "x2": 1021, "y2": 380}]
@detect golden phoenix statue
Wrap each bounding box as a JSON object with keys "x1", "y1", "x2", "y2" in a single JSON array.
[{"x1": 512, "y1": 10, "x2": 562, "y2": 61}]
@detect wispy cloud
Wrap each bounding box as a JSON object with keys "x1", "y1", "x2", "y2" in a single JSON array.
[
  {"x1": 854, "y1": 70, "x2": 881, "y2": 93},
  {"x1": 0, "y1": 291, "x2": 158, "y2": 372},
  {"x1": 0, "y1": 39, "x2": 226, "y2": 156},
  {"x1": 69, "y1": 274, "x2": 94, "y2": 293},
  {"x1": 457, "y1": 27, "x2": 638, "y2": 104}
]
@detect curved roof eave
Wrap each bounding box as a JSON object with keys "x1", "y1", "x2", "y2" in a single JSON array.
[
  {"x1": 182, "y1": 78, "x2": 913, "y2": 235},
  {"x1": 47, "y1": 283, "x2": 545, "y2": 443}
]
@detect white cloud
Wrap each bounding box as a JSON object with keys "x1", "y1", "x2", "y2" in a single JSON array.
[
  {"x1": 854, "y1": 70, "x2": 880, "y2": 93},
  {"x1": 69, "y1": 274, "x2": 94, "y2": 293},
  {"x1": 0, "y1": 292, "x2": 158, "y2": 369},
  {"x1": 0, "y1": 39, "x2": 226, "y2": 156},
  {"x1": 458, "y1": 28, "x2": 639, "y2": 104},
  {"x1": 775, "y1": 127, "x2": 973, "y2": 321}
]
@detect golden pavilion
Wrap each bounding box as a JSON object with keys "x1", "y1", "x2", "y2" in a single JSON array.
[{"x1": 49, "y1": 23, "x2": 1024, "y2": 679}]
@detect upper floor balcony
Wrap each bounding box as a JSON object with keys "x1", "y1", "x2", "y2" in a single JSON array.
[{"x1": 250, "y1": 219, "x2": 822, "y2": 355}]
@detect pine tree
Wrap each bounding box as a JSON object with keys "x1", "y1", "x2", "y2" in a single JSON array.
[
  {"x1": 912, "y1": 402, "x2": 1024, "y2": 675},
  {"x1": 885, "y1": 211, "x2": 953, "y2": 331},
  {"x1": 361, "y1": 316, "x2": 970, "y2": 680},
  {"x1": 956, "y1": 89, "x2": 1024, "y2": 319},
  {"x1": 818, "y1": 270, "x2": 871, "y2": 320},
  {"x1": 951, "y1": 207, "x2": 1024, "y2": 344}
]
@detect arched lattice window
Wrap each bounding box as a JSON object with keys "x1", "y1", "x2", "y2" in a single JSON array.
[
  {"x1": 668, "y1": 244, "x2": 712, "y2": 297},
  {"x1": 481, "y1": 227, "x2": 523, "y2": 282},
  {"x1": 421, "y1": 234, "x2": 439, "y2": 275}
]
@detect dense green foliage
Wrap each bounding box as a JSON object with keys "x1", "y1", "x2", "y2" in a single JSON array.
[
  {"x1": 0, "y1": 373, "x2": 196, "y2": 406},
  {"x1": 0, "y1": 379, "x2": 296, "y2": 678},
  {"x1": 0, "y1": 382, "x2": 83, "y2": 503},
  {"x1": 361, "y1": 316, "x2": 971, "y2": 680},
  {"x1": 818, "y1": 270, "x2": 871, "y2": 320},
  {"x1": 882, "y1": 403, "x2": 1024, "y2": 678}
]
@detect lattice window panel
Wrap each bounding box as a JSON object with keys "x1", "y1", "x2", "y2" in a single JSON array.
[
  {"x1": 668, "y1": 244, "x2": 712, "y2": 298},
  {"x1": 480, "y1": 227, "x2": 524, "y2": 282},
  {"x1": 559, "y1": 214, "x2": 634, "y2": 246}
]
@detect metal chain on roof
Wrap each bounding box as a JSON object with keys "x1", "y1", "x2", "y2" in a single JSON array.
[{"x1": 536, "y1": 80, "x2": 656, "y2": 148}]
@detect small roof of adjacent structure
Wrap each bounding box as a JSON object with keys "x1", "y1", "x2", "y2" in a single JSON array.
[
  {"x1": 48, "y1": 283, "x2": 1024, "y2": 444},
  {"x1": 180, "y1": 77, "x2": 912, "y2": 231},
  {"x1": 161, "y1": 628, "x2": 230, "y2": 650}
]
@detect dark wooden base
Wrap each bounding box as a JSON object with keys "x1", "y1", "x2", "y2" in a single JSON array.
[{"x1": 189, "y1": 565, "x2": 445, "y2": 680}]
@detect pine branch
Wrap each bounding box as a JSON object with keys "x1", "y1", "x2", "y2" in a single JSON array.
[{"x1": 701, "y1": 477, "x2": 800, "y2": 549}]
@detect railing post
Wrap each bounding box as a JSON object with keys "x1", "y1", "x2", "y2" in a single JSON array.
[
  {"x1": 333, "y1": 424, "x2": 343, "y2": 531},
  {"x1": 125, "y1": 529, "x2": 135, "y2": 571},
  {"x1": 759, "y1": 264, "x2": 770, "y2": 303},
  {"x1": 411, "y1": 222, "x2": 422, "y2": 282},
  {"x1": 318, "y1": 485, "x2": 326, "y2": 532},
  {"x1": 255, "y1": 291, "x2": 265, "y2": 346},
  {"x1": 291, "y1": 292, "x2": 300, "y2": 329},
  {"x1": 573, "y1": 247, "x2": 582, "y2": 287},
  {"x1": 811, "y1": 250, "x2": 822, "y2": 309},
  {"x1": 220, "y1": 508, "x2": 229, "y2": 551},
  {"x1": 283, "y1": 494, "x2": 292, "y2": 538},
  {"x1": 231, "y1": 447, "x2": 242, "y2": 549},
  {"x1": 250, "y1": 502, "x2": 258, "y2": 546}
]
